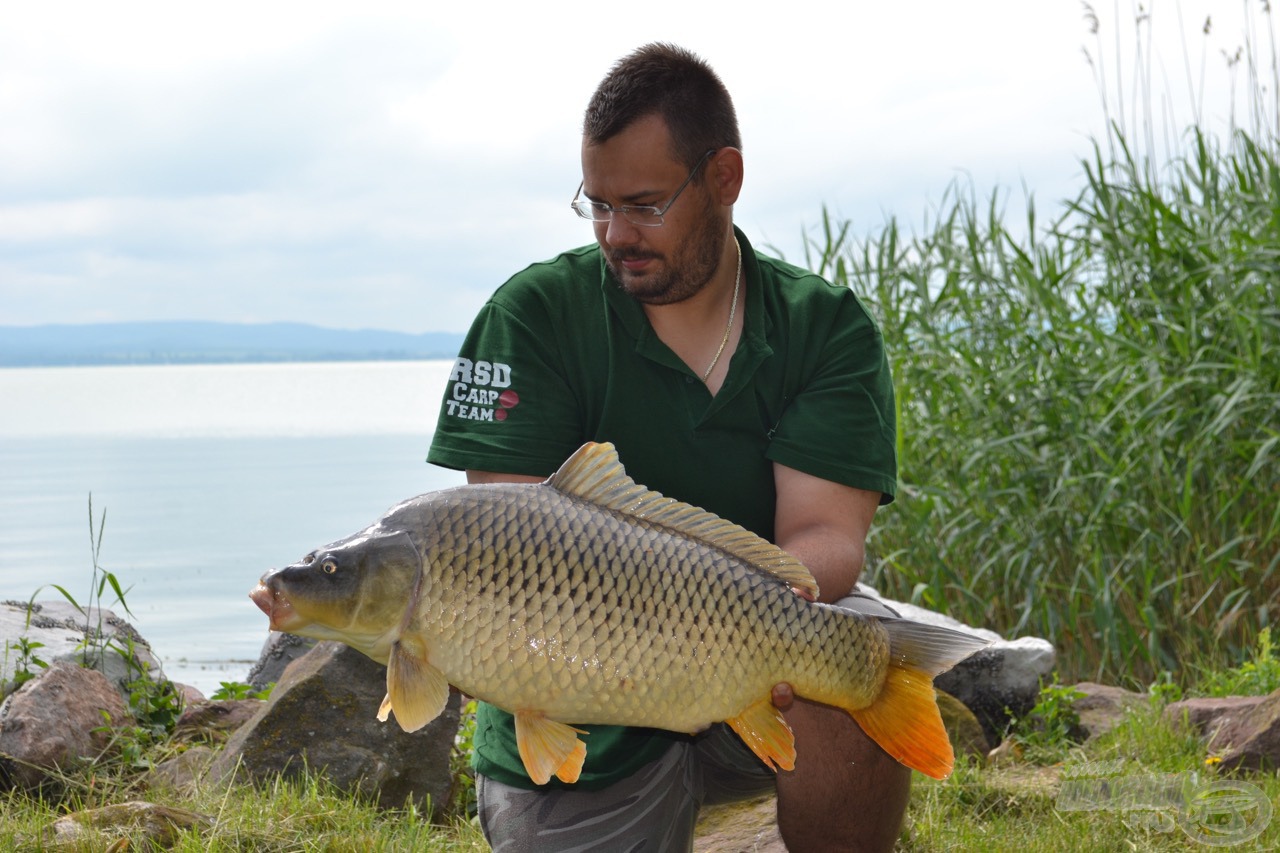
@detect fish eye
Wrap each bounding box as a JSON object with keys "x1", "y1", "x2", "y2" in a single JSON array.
[{"x1": 321, "y1": 559, "x2": 338, "y2": 575}]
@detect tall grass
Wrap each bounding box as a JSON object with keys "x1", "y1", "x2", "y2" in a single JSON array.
[{"x1": 812, "y1": 3, "x2": 1280, "y2": 686}]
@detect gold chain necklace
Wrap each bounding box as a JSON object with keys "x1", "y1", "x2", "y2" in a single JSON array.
[{"x1": 701, "y1": 237, "x2": 741, "y2": 383}]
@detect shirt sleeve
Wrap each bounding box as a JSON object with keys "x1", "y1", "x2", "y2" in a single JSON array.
[
  {"x1": 427, "y1": 297, "x2": 587, "y2": 478},
  {"x1": 765, "y1": 292, "x2": 898, "y2": 503}
]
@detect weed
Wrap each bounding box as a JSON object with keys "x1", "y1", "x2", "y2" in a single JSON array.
[
  {"x1": 449, "y1": 699, "x2": 479, "y2": 819},
  {"x1": 815, "y1": 2, "x2": 1280, "y2": 688},
  {"x1": 4, "y1": 636, "x2": 48, "y2": 693},
  {"x1": 1009, "y1": 677, "x2": 1088, "y2": 763},
  {"x1": 1147, "y1": 671, "x2": 1184, "y2": 707},
  {"x1": 210, "y1": 680, "x2": 273, "y2": 701},
  {"x1": 17, "y1": 496, "x2": 189, "y2": 772},
  {"x1": 1196, "y1": 626, "x2": 1280, "y2": 697}
]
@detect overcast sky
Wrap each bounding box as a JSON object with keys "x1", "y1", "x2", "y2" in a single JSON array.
[{"x1": 1, "y1": 0, "x2": 1269, "y2": 334}]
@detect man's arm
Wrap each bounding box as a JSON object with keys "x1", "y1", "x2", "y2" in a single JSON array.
[{"x1": 772, "y1": 461, "x2": 881, "y2": 604}]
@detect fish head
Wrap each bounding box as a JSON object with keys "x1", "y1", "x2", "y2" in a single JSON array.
[{"x1": 251, "y1": 523, "x2": 421, "y2": 661}]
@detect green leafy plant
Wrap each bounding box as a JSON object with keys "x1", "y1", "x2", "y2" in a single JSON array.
[
  {"x1": 211, "y1": 680, "x2": 274, "y2": 701},
  {"x1": 1147, "y1": 670, "x2": 1184, "y2": 707},
  {"x1": 1008, "y1": 677, "x2": 1087, "y2": 762},
  {"x1": 1197, "y1": 626, "x2": 1280, "y2": 697},
  {"x1": 448, "y1": 699, "x2": 479, "y2": 819},
  {"x1": 4, "y1": 636, "x2": 48, "y2": 692},
  {"x1": 20, "y1": 496, "x2": 189, "y2": 772}
]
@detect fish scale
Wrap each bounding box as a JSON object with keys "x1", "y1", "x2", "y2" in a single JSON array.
[
  {"x1": 404, "y1": 483, "x2": 878, "y2": 731},
  {"x1": 252, "y1": 441, "x2": 991, "y2": 784}
]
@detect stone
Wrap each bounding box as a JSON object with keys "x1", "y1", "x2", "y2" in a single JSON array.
[
  {"x1": 1, "y1": 600, "x2": 166, "y2": 695},
  {"x1": 986, "y1": 738, "x2": 1024, "y2": 766},
  {"x1": 40, "y1": 801, "x2": 214, "y2": 849},
  {"x1": 1164, "y1": 695, "x2": 1269, "y2": 735},
  {"x1": 245, "y1": 631, "x2": 316, "y2": 692},
  {"x1": 1071, "y1": 682, "x2": 1146, "y2": 740},
  {"x1": 0, "y1": 661, "x2": 132, "y2": 789},
  {"x1": 174, "y1": 682, "x2": 207, "y2": 705},
  {"x1": 694, "y1": 794, "x2": 785, "y2": 853},
  {"x1": 172, "y1": 698, "x2": 264, "y2": 744},
  {"x1": 856, "y1": 584, "x2": 1056, "y2": 744},
  {"x1": 937, "y1": 688, "x2": 990, "y2": 760},
  {"x1": 1166, "y1": 690, "x2": 1280, "y2": 772},
  {"x1": 209, "y1": 640, "x2": 460, "y2": 814},
  {"x1": 147, "y1": 745, "x2": 218, "y2": 794}
]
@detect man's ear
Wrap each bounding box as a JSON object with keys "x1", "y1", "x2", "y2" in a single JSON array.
[{"x1": 708, "y1": 147, "x2": 744, "y2": 206}]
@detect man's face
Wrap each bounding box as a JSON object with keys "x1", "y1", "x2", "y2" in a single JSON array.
[{"x1": 580, "y1": 114, "x2": 727, "y2": 305}]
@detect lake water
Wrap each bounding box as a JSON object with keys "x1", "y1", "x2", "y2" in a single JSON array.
[{"x1": 0, "y1": 361, "x2": 465, "y2": 695}]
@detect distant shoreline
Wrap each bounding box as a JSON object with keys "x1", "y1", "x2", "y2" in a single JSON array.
[
  {"x1": 0, "y1": 321, "x2": 465, "y2": 368},
  {"x1": 0, "y1": 353, "x2": 460, "y2": 368}
]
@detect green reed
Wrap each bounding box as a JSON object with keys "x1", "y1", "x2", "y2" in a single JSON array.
[{"x1": 810, "y1": 6, "x2": 1279, "y2": 687}]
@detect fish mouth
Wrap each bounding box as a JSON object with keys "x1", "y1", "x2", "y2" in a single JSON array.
[{"x1": 250, "y1": 582, "x2": 304, "y2": 632}]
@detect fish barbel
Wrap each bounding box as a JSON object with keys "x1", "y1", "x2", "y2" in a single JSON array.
[{"x1": 251, "y1": 442, "x2": 990, "y2": 785}]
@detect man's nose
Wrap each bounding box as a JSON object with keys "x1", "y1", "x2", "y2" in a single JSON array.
[{"x1": 600, "y1": 212, "x2": 641, "y2": 247}]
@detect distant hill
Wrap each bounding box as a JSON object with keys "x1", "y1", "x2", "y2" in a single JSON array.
[{"x1": 0, "y1": 322, "x2": 465, "y2": 367}]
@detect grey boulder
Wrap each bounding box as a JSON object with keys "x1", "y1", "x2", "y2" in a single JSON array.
[{"x1": 210, "y1": 640, "x2": 460, "y2": 815}]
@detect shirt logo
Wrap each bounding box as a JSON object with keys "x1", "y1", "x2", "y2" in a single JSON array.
[{"x1": 444, "y1": 357, "x2": 520, "y2": 422}]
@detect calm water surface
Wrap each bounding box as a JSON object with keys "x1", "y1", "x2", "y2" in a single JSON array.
[{"x1": 0, "y1": 362, "x2": 464, "y2": 694}]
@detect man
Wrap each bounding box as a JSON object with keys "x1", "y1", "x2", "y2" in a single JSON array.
[{"x1": 428, "y1": 43, "x2": 904, "y2": 852}]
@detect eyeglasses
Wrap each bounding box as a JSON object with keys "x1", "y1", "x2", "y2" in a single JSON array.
[{"x1": 570, "y1": 149, "x2": 716, "y2": 227}]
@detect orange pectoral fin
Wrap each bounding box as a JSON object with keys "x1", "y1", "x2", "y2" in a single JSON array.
[
  {"x1": 726, "y1": 696, "x2": 796, "y2": 772},
  {"x1": 850, "y1": 663, "x2": 955, "y2": 780},
  {"x1": 513, "y1": 710, "x2": 589, "y2": 785}
]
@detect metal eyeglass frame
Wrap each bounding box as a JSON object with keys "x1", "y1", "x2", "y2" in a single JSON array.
[{"x1": 570, "y1": 148, "x2": 717, "y2": 227}]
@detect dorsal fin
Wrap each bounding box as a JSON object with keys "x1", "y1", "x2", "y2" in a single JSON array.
[{"x1": 545, "y1": 442, "x2": 819, "y2": 599}]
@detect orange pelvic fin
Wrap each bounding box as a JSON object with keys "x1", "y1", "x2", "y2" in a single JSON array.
[
  {"x1": 849, "y1": 617, "x2": 992, "y2": 780},
  {"x1": 514, "y1": 710, "x2": 589, "y2": 785},
  {"x1": 726, "y1": 696, "x2": 796, "y2": 772}
]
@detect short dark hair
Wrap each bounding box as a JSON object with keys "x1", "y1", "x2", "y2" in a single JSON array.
[{"x1": 583, "y1": 43, "x2": 741, "y2": 169}]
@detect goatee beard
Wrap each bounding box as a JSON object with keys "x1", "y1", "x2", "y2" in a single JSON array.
[{"x1": 605, "y1": 211, "x2": 727, "y2": 306}]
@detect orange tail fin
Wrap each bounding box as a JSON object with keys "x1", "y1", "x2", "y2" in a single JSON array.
[
  {"x1": 850, "y1": 618, "x2": 991, "y2": 780},
  {"x1": 850, "y1": 664, "x2": 953, "y2": 779}
]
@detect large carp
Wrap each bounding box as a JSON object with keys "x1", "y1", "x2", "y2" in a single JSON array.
[{"x1": 251, "y1": 442, "x2": 989, "y2": 785}]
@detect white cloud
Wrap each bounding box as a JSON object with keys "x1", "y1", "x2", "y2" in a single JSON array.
[{"x1": 0, "y1": 0, "x2": 1268, "y2": 333}]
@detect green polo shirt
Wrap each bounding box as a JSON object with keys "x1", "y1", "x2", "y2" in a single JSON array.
[{"x1": 427, "y1": 228, "x2": 896, "y2": 790}]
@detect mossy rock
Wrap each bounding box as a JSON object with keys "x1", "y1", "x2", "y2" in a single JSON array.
[{"x1": 937, "y1": 688, "x2": 990, "y2": 762}]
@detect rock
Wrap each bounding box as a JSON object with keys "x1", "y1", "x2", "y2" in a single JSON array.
[
  {"x1": 209, "y1": 640, "x2": 460, "y2": 814},
  {"x1": 40, "y1": 801, "x2": 214, "y2": 849},
  {"x1": 246, "y1": 631, "x2": 316, "y2": 692},
  {"x1": 986, "y1": 738, "x2": 1024, "y2": 766},
  {"x1": 1164, "y1": 695, "x2": 1269, "y2": 734},
  {"x1": 1165, "y1": 690, "x2": 1280, "y2": 772},
  {"x1": 147, "y1": 745, "x2": 218, "y2": 794},
  {"x1": 1071, "y1": 682, "x2": 1146, "y2": 740},
  {"x1": 172, "y1": 698, "x2": 264, "y2": 744},
  {"x1": 694, "y1": 794, "x2": 785, "y2": 853},
  {"x1": 174, "y1": 682, "x2": 207, "y2": 705},
  {"x1": 1, "y1": 600, "x2": 166, "y2": 695},
  {"x1": 937, "y1": 689, "x2": 990, "y2": 760},
  {"x1": 856, "y1": 584, "x2": 1056, "y2": 744},
  {"x1": 0, "y1": 661, "x2": 132, "y2": 789}
]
